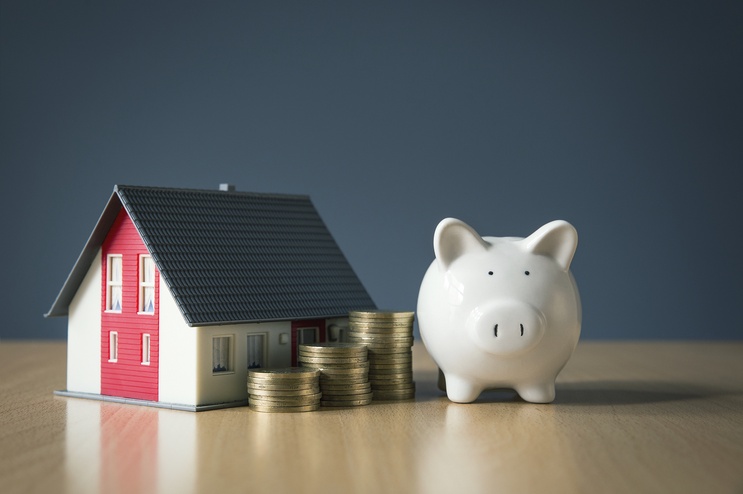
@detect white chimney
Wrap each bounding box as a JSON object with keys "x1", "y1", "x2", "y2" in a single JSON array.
[{"x1": 219, "y1": 183, "x2": 236, "y2": 192}]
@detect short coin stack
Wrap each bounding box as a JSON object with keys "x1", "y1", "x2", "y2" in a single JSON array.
[
  {"x1": 298, "y1": 343, "x2": 373, "y2": 407},
  {"x1": 348, "y1": 310, "x2": 416, "y2": 400},
  {"x1": 247, "y1": 368, "x2": 322, "y2": 413}
]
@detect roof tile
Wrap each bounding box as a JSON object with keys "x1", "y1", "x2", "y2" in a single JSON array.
[{"x1": 47, "y1": 185, "x2": 376, "y2": 324}]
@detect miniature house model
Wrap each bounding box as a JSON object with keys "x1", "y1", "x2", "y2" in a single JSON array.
[{"x1": 46, "y1": 184, "x2": 376, "y2": 410}]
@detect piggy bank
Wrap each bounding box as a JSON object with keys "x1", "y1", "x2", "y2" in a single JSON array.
[{"x1": 417, "y1": 218, "x2": 581, "y2": 403}]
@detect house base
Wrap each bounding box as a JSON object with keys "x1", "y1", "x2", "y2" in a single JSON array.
[{"x1": 53, "y1": 390, "x2": 248, "y2": 412}]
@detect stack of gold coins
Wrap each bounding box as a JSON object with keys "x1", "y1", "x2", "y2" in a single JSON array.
[
  {"x1": 298, "y1": 343, "x2": 373, "y2": 407},
  {"x1": 347, "y1": 310, "x2": 416, "y2": 400},
  {"x1": 247, "y1": 368, "x2": 322, "y2": 413}
]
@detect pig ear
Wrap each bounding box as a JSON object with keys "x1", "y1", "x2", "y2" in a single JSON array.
[
  {"x1": 434, "y1": 218, "x2": 488, "y2": 269},
  {"x1": 523, "y1": 220, "x2": 578, "y2": 271}
]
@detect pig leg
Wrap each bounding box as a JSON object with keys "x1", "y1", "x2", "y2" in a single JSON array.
[
  {"x1": 515, "y1": 381, "x2": 556, "y2": 403},
  {"x1": 444, "y1": 374, "x2": 483, "y2": 403},
  {"x1": 437, "y1": 368, "x2": 446, "y2": 392}
]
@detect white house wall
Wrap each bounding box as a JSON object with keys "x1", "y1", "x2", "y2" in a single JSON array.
[
  {"x1": 158, "y1": 284, "x2": 198, "y2": 406},
  {"x1": 66, "y1": 248, "x2": 102, "y2": 394},
  {"x1": 194, "y1": 321, "x2": 291, "y2": 406},
  {"x1": 158, "y1": 283, "x2": 295, "y2": 407},
  {"x1": 158, "y1": 282, "x2": 353, "y2": 407}
]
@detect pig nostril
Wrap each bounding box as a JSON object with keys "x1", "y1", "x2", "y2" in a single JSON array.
[
  {"x1": 520, "y1": 324, "x2": 524, "y2": 336},
  {"x1": 494, "y1": 324, "x2": 498, "y2": 337}
]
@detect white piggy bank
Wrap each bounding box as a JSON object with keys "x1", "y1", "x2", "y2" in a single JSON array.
[{"x1": 417, "y1": 218, "x2": 581, "y2": 403}]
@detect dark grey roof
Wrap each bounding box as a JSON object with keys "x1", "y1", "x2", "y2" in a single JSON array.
[{"x1": 47, "y1": 185, "x2": 376, "y2": 325}]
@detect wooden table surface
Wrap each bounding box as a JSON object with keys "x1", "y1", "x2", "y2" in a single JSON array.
[{"x1": 1, "y1": 340, "x2": 742, "y2": 494}]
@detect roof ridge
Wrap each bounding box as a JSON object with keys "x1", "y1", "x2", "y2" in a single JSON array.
[{"x1": 114, "y1": 184, "x2": 311, "y2": 201}]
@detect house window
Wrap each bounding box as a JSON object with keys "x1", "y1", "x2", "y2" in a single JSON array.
[
  {"x1": 297, "y1": 327, "x2": 318, "y2": 345},
  {"x1": 106, "y1": 255, "x2": 123, "y2": 312},
  {"x1": 139, "y1": 255, "x2": 155, "y2": 314},
  {"x1": 142, "y1": 333, "x2": 151, "y2": 365},
  {"x1": 296, "y1": 326, "x2": 319, "y2": 361},
  {"x1": 247, "y1": 333, "x2": 267, "y2": 369},
  {"x1": 212, "y1": 335, "x2": 233, "y2": 373},
  {"x1": 109, "y1": 331, "x2": 118, "y2": 362}
]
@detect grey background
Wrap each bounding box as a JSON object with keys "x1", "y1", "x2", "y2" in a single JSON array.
[{"x1": 1, "y1": 1, "x2": 741, "y2": 340}]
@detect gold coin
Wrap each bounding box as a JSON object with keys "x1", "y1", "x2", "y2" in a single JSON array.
[
  {"x1": 248, "y1": 368, "x2": 320, "y2": 380},
  {"x1": 249, "y1": 403, "x2": 320, "y2": 413},
  {"x1": 349, "y1": 310, "x2": 415, "y2": 319},
  {"x1": 349, "y1": 320, "x2": 413, "y2": 328},
  {"x1": 348, "y1": 339, "x2": 413, "y2": 349},
  {"x1": 348, "y1": 328, "x2": 413, "y2": 335},
  {"x1": 368, "y1": 370, "x2": 413, "y2": 377},
  {"x1": 368, "y1": 365, "x2": 413, "y2": 374},
  {"x1": 368, "y1": 360, "x2": 412, "y2": 366},
  {"x1": 249, "y1": 394, "x2": 322, "y2": 407},
  {"x1": 370, "y1": 381, "x2": 416, "y2": 390},
  {"x1": 298, "y1": 353, "x2": 368, "y2": 362},
  {"x1": 300, "y1": 364, "x2": 370, "y2": 373},
  {"x1": 367, "y1": 347, "x2": 414, "y2": 355},
  {"x1": 299, "y1": 342, "x2": 367, "y2": 354},
  {"x1": 249, "y1": 391, "x2": 322, "y2": 401},
  {"x1": 347, "y1": 337, "x2": 414, "y2": 346},
  {"x1": 369, "y1": 355, "x2": 412, "y2": 364},
  {"x1": 347, "y1": 331, "x2": 413, "y2": 339},
  {"x1": 247, "y1": 381, "x2": 320, "y2": 391},
  {"x1": 248, "y1": 387, "x2": 321, "y2": 397},
  {"x1": 322, "y1": 389, "x2": 372, "y2": 397},
  {"x1": 320, "y1": 382, "x2": 372, "y2": 392},
  {"x1": 313, "y1": 366, "x2": 369, "y2": 375},
  {"x1": 369, "y1": 375, "x2": 414, "y2": 384},
  {"x1": 349, "y1": 319, "x2": 413, "y2": 326},
  {"x1": 298, "y1": 355, "x2": 369, "y2": 364},
  {"x1": 349, "y1": 313, "x2": 414, "y2": 321},
  {"x1": 320, "y1": 376, "x2": 369, "y2": 385},
  {"x1": 247, "y1": 377, "x2": 319, "y2": 388}
]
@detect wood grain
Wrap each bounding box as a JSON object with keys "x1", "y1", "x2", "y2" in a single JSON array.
[{"x1": 1, "y1": 341, "x2": 742, "y2": 494}]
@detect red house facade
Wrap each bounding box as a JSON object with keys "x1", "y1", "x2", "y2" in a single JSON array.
[{"x1": 100, "y1": 209, "x2": 160, "y2": 401}]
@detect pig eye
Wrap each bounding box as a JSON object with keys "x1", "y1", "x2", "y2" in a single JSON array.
[
  {"x1": 524, "y1": 271, "x2": 530, "y2": 276},
  {"x1": 488, "y1": 271, "x2": 493, "y2": 275}
]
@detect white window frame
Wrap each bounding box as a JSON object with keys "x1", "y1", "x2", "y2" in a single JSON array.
[
  {"x1": 212, "y1": 335, "x2": 234, "y2": 374},
  {"x1": 109, "y1": 331, "x2": 118, "y2": 362},
  {"x1": 295, "y1": 326, "x2": 319, "y2": 361},
  {"x1": 142, "y1": 333, "x2": 151, "y2": 365},
  {"x1": 106, "y1": 254, "x2": 123, "y2": 313},
  {"x1": 297, "y1": 326, "x2": 319, "y2": 345},
  {"x1": 138, "y1": 254, "x2": 156, "y2": 315}
]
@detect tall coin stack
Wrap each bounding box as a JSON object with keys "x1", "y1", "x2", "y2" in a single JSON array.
[
  {"x1": 348, "y1": 310, "x2": 416, "y2": 400},
  {"x1": 247, "y1": 368, "x2": 322, "y2": 413},
  {"x1": 298, "y1": 343, "x2": 373, "y2": 407}
]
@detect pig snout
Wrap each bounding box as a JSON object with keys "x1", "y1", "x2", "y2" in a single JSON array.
[{"x1": 465, "y1": 299, "x2": 546, "y2": 356}]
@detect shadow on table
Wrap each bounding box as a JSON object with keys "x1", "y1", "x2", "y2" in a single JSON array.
[{"x1": 412, "y1": 377, "x2": 728, "y2": 407}]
